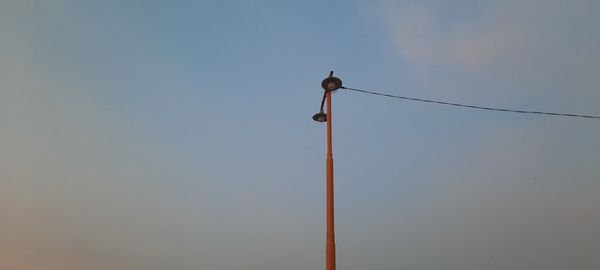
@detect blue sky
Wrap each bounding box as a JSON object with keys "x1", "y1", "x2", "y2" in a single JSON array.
[{"x1": 1, "y1": 1, "x2": 599, "y2": 269}]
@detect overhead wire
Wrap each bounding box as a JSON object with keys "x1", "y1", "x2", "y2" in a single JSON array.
[{"x1": 340, "y1": 86, "x2": 600, "y2": 119}]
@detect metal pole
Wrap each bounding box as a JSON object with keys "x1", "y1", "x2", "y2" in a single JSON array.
[
  {"x1": 325, "y1": 89, "x2": 336, "y2": 270},
  {"x1": 314, "y1": 71, "x2": 341, "y2": 270}
]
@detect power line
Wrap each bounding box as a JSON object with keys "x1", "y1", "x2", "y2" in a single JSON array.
[{"x1": 340, "y1": 86, "x2": 600, "y2": 119}]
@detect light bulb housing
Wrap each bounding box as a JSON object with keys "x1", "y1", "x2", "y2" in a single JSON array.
[
  {"x1": 312, "y1": 111, "x2": 327, "y2": 122},
  {"x1": 321, "y1": 76, "x2": 342, "y2": 92}
]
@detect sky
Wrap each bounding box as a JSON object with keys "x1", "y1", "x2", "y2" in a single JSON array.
[{"x1": 1, "y1": 0, "x2": 599, "y2": 269}]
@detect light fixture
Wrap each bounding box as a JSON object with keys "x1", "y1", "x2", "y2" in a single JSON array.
[
  {"x1": 321, "y1": 76, "x2": 342, "y2": 92},
  {"x1": 313, "y1": 72, "x2": 342, "y2": 123},
  {"x1": 313, "y1": 111, "x2": 327, "y2": 122}
]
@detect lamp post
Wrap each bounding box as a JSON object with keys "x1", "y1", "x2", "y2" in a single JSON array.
[{"x1": 313, "y1": 71, "x2": 343, "y2": 270}]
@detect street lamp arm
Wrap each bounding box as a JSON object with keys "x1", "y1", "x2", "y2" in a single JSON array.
[{"x1": 320, "y1": 90, "x2": 327, "y2": 112}]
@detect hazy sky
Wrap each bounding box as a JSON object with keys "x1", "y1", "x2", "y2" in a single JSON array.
[{"x1": 1, "y1": 1, "x2": 599, "y2": 269}]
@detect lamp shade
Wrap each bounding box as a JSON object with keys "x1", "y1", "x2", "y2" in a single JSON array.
[
  {"x1": 321, "y1": 76, "x2": 342, "y2": 92},
  {"x1": 312, "y1": 111, "x2": 327, "y2": 122}
]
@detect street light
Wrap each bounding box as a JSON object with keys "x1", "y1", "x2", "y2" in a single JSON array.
[
  {"x1": 313, "y1": 71, "x2": 342, "y2": 270},
  {"x1": 313, "y1": 111, "x2": 327, "y2": 122}
]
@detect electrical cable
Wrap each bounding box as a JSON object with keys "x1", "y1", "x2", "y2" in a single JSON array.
[{"x1": 341, "y1": 86, "x2": 600, "y2": 119}]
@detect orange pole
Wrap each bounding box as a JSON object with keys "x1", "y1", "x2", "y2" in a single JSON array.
[{"x1": 325, "y1": 90, "x2": 336, "y2": 270}]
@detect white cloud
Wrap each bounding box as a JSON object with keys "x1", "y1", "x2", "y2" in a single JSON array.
[
  {"x1": 382, "y1": 0, "x2": 600, "y2": 110},
  {"x1": 384, "y1": 0, "x2": 599, "y2": 71}
]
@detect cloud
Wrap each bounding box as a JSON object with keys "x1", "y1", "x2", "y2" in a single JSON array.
[
  {"x1": 383, "y1": 0, "x2": 600, "y2": 73},
  {"x1": 382, "y1": 0, "x2": 600, "y2": 113}
]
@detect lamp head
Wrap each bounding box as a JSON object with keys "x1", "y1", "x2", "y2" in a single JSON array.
[
  {"x1": 312, "y1": 111, "x2": 327, "y2": 122},
  {"x1": 321, "y1": 76, "x2": 342, "y2": 92}
]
